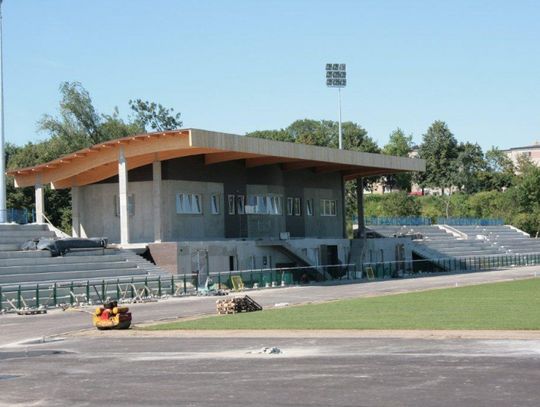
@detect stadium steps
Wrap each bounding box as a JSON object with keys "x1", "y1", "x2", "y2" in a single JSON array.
[
  {"x1": 0, "y1": 224, "x2": 171, "y2": 287},
  {"x1": 256, "y1": 240, "x2": 333, "y2": 280},
  {"x1": 0, "y1": 223, "x2": 55, "y2": 250}
]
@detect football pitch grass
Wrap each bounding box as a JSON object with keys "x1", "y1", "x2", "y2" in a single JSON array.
[{"x1": 146, "y1": 278, "x2": 540, "y2": 331}]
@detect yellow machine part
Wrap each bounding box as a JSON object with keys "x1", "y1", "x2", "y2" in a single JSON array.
[
  {"x1": 112, "y1": 306, "x2": 129, "y2": 315},
  {"x1": 93, "y1": 314, "x2": 121, "y2": 328}
]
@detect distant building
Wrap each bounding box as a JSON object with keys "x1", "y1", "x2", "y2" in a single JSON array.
[{"x1": 503, "y1": 142, "x2": 540, "y2": 168}]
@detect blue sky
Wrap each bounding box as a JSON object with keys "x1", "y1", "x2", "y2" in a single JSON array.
[{"x1": 2, "y1": 0, "x2": 539, "y2": 151}]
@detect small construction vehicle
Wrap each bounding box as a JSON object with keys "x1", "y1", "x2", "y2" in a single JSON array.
[{"x1": 92, "y1": 300, "x2": 132, "y2": 330}]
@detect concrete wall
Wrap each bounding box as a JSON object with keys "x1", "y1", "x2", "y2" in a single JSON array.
[
  {"x1": 79, "y1": 181, "x2": 154, "y2": 243},
  {"x1": 161, "y1": 180, "x2": 224, "y2": 241},
  {"x1": 149, "y1": 238, "x2": 350, "y2": 283},
  {"x1": 89, "y1": 155, "x2": 345, "y2": 242},
  {"x1": 350, "y1": 237, "x2": 414, "y2": 273}
]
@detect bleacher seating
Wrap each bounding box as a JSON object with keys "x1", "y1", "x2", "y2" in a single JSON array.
[
  {"x1": 0, "y1": 224, "x2": 167, "y2": 287},
  {"x1": 368, "y1": 224, "x2": 505, "y2": 259},
  {"x1": 452, "y1": 225, "x2": 540, "y2": 255}
]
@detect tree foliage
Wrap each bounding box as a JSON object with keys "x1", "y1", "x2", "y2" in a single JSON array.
[
  {"x1": 7, "y1": 82, "x2": 182, "y2": 231},
  {"x1": 382, "y1": 128, "x2": 414, "y2": 192},
  {"x1": 129, "y1": 99, "x2": 183, "y2": 132},
  {"x1": 416, "y1": 120, "x2": 459, "y2": 194}
]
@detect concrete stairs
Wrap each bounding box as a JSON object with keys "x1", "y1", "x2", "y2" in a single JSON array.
[
  {"x1": 0, "y1": 224, "x2": 169, "y2": 287},
  {"x1": 0, "y1": 223, "x2": 55, "y2": 250},
  {"x1": 256, "y1": 240, "x2": 332, "y2": 280}
]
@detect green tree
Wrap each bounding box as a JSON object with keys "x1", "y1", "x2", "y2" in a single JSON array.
[
  {"x1": 380, "y1": 192, "x2": 421, "y2": 217},
  {"x1": 416, "y1": 121, "x2": 459, "y2": 194},
  {"x1": 7, "y1": 82, "x2": 182, "y2": 231},
  {"x1": 382, "y1": 128, "x2": 414, "y2": 191},
  {"x1": 483, "y1": 147, "x2": 515, "y2": 190},
  {"x1": 129, "y1": 99, "x2": 183, "y2": 132},
  {"x1": 455, "y1": 142, "x2": 486, "y2": 194}
]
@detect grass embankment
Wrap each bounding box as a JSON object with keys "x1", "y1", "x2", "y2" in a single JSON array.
[{"x1": 146, "y1": 279, "x2": 540, "y2": 331}]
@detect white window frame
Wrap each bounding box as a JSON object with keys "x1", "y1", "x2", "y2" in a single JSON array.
[
  {"x1": 236, "y1": 195, "x2": 245, "y2": 214},
  {"x1": 228, "y1": 194, "x2": 235, "y2": 215},
  {"x1": 320, "y1": 199, "x2": 337, "y2": 216},
  {"x1": 114, "y1": 194, "x2": 135, "y2": 217},
  {"x1": 245, "y1": 194, "x2": 283, "y2": 215},
  {"x1": 294, "y1": 197, "x2": 301, "y2": 216},
  {"x1": 176, "y1": 193, "x2": 202, "y2": 214},
  {"x1": 306, "y1": 199, "x2": 313, "y2": 216},
  {"x1": 211, "y1": 194, "x2": 220, "y2": 215},
  {"x1": 287, "y1": 197, "x2": 294, "y2": 216}
]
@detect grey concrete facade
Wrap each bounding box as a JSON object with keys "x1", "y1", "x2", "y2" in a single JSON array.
[{"x1": 80, "y1": 155, "x2": 345, "y2": 243}]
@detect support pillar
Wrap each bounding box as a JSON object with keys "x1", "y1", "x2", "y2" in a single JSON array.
[
  {"x1": 71, "y1": 185, "x2": 80, "y2": 237},
  {"x1": 35, "y1": 175, "x2": 44, "y2": 224},
  {"x1": 118, "y1": 146, "x2": 130, "y2": 245},
  {"x1": 356, "y1": 177, "x2": 365, "y2": 239},
  {"x1": 152, "y1": 159, "x2": 163, "y2": 242}
]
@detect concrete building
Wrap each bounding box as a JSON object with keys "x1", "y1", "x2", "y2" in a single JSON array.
[
  {"x1": 503, "y1": 143, "x2": 540, "y2": 168},
  {"x1": 8, "y1": 129, "x2": 424, "y2": 280}
]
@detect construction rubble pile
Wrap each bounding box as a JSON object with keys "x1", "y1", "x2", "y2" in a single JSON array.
[{"x1": 216, "y1": 295, "x2": 263, "y2": 315}]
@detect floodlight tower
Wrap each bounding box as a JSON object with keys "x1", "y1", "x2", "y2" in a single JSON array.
[
  {"x1": 325, "y1": 63, "x2": 346, "y2": 149},
  {"x1": 0, "y1": 0, "x2": 6, "y2": 223}
]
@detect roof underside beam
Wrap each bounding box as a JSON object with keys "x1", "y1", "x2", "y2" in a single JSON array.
[
  {"x1": 244, "y1": 156, "x2": 299, "y2": 168},
  {"x1": 52, "y1": 147, "x2": 211, "y2": 189},
  {"x1": 204, "y1": 151, "x2": 261, "y2": 165},
  {"x1": 342, "y1": 168, "x2": 407, "y2": 181}
]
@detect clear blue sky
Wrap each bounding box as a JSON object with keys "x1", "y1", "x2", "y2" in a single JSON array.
[{"x1": 3, "y1": 0, "x2": 539, "y2": 151}]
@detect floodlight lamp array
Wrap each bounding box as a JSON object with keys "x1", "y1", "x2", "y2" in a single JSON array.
[{"x1": 325, "y1": 63, "x2": 346, "y2": 88}]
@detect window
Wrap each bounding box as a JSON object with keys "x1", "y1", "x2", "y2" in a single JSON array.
[
  {"x1": 320, "y1": 199, "x2": 337, "y2": 216},
  {"x1": 228, "y1": 195, "x2": 235, "y2": 215},
  {"x1": 246, "y1": 195, "x2": 257, "y2": 214},
  {"x1": 176, "y1": 193, "x2": 202, "y2": 214},
  {"x1": 306, "y1": 199, "x2": 313, "y2": 216},
  {"x1": 246, "y1": 194, "x2": 283, "y2": 215},
  {"x1": 236, "y1": 195, "x2": 245, "y2": 214},
  {"x1": 294, "y1": 197, "x2": 301, "y2": 216},
  {"x1": 268, "y1": 196, "x2": 282, "y2": 215},
  {"x1": 114, "y1": 194, "x2": 135, "y2": 217},
  {"x1": 287, "y1": 197, "x2": 294, "y2": 216},
  {"x1": 211, "y1": 194, "x2": 220, "y2": 215}
]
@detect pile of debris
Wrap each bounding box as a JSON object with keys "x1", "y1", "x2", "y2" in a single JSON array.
[{"x1": 216, "y1": 295, "x2": 262, "y2": 315}]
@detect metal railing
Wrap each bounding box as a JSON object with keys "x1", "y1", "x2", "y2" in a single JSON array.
[
  {"x1": 209, "y1": 263, "x2": 358, "y2": 287},
  {"x1": 0, "y1": 274, "x2": 200, "y2": 313},
  {"x1": 2, "y1": 253, "x2": 540, "y2": 314},
  {"x1": 0, "y1": 208, "x2": 34, "y2": 224},
  {"x1": 436, "y1": 217, "x2": 504, "y2": 226},
  {"x1": 365, "y1": 217, "x2": 432, "y2": 226},
  {"x1": 361, "y1": 252, "x2": 540, "y2": 279},
  {"x1": 0, "y1": 264, "x2": 357, "y2": 313}
]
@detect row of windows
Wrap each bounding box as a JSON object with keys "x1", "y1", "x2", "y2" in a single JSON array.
[
  {"x1": 227, "y1": 194, "x2": 337, "y2": 217},
  {"x1": 176, "y1": 193, "x2": 220, "y2": 215},
  {"x1": 115, "y1": 194, "x2": 337, "y2": 217}
]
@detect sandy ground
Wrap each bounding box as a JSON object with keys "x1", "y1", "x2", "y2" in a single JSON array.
[{"x1": 71, "y1": 327, "x2": 540, "y2": 340}]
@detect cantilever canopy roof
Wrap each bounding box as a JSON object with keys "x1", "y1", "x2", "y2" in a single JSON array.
[{"x1": 7, "y1": 129, "x2": 425, "y2": 189}]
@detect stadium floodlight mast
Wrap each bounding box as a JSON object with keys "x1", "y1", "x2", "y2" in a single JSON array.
[
  {"x1": 326, "y1": 63, "x2": 346, "y2": 149},
  {"x1": 0, "y1": 0, "x2": 6, "y2": 223}
]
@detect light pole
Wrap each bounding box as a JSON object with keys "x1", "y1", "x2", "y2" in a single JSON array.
[
  {"x1": 325, "y1": 63, "x2": 347, "y2": 149},
  {"x1": 0, "y1": 0, "x2": 6, "y2": 223}
]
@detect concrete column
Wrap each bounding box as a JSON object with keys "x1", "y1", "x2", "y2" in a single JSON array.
[
  {"x1": 71, "y1": 185, "x2": 80, "y2": 237},
  {"x1": 35, "y1": 175, "x2": 44, "y2": 224},
  {"x1": 118, "y1": 146, "x2": 130, "y2": 245},
  {"x1": 356, "y1": 177, "x2": 365, "y2": 239},
  {"x1": 152, "y1": 160, "x2": 163, "y2": 242}
]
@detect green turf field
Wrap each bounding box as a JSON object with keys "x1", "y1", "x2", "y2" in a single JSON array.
[{"x1": 146, "y1": 278, "x2": 540, "y2": 330}]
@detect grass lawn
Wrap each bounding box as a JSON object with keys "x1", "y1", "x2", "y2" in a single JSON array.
[{"x1": 146, "y1": 278, "x2": 540, "y2": 331}]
